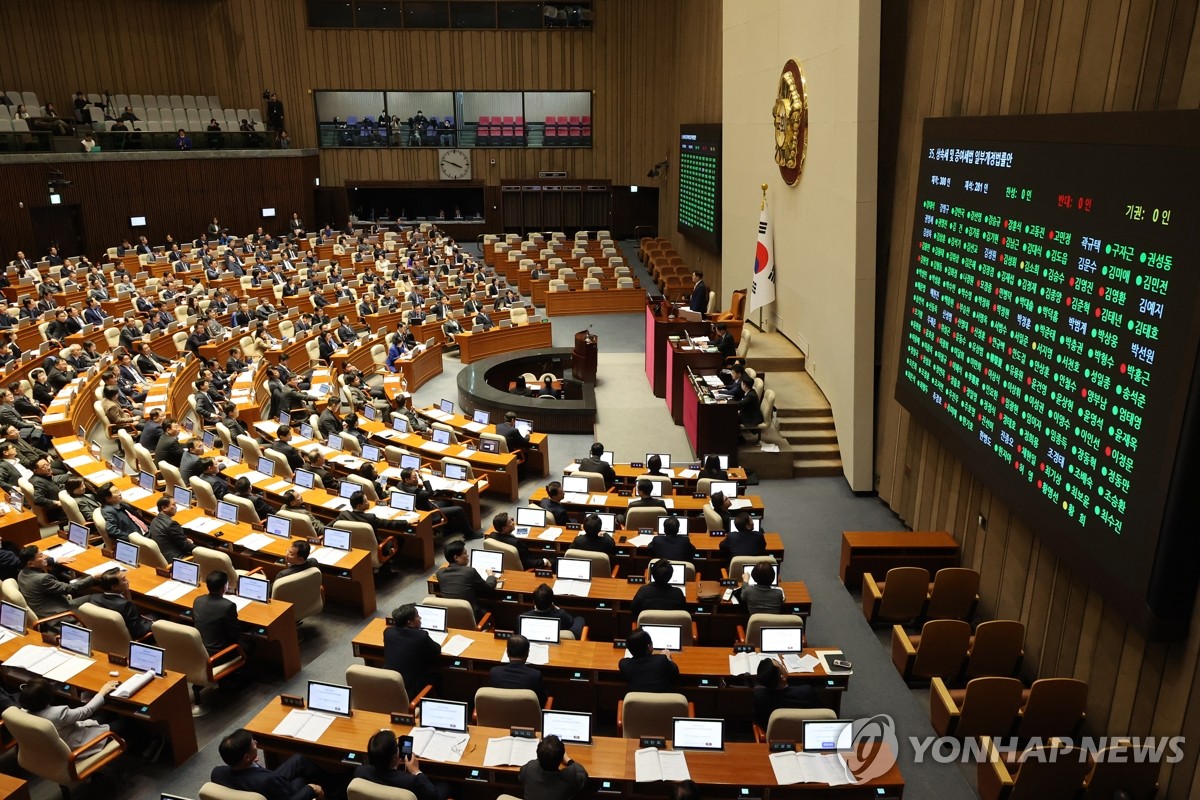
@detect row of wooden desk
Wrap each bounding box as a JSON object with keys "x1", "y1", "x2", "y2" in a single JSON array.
[
  {"x1": 454, "y1": 320, "x2": 555, "y2": 364},
  {"x1": 543, "y1": 287, "x2": 646, "y2": 317}
]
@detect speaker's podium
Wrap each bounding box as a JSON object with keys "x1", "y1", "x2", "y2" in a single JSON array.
[{"x1": 573, "y1": 329, "x2": 598, "y2": 383}]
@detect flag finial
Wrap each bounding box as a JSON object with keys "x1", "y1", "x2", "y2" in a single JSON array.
[{"x1": 761, "y1": 183, "x2": 768, "y2": 210}]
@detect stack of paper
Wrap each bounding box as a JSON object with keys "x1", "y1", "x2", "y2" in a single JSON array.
[
  {"x1": 185, "y1": 517, "x2": 226, "y2": 534},
  {"x1": 121, "y1": 486, "x2": 154, "y2": 502},
  {"x1": 368, "y1": 506, "x2": 405, "y2": 520},
  {"x1": 410, "y1": 727, "x2": 469, "y2": 762},
  {"x1": 43, "y1": 542, "x2": 85, "y2": 561},
  {"x1": 464, "y1": 421, "x2": 487, "y2": 433},
  {"x1": 146, "y1": 580, "x2": 195, "y2": 601},
  {"x1": 783, "y1": 653, "x2": 821, "y2": 673},
  {"x1": 241, "y1": 469, "x2": 270, "y2": 484},
  {"x1": 441, "y1": 634, "x2": 473, "y2": 656},
  {"x1": 236, "y1": 532, "x2": 276, "y2": 551},
  {"x1": 64, "y1": 455, "x2": 95, "y2": 468},
  {"x1": 553, "y1": 579, "x2": 591, "y2": 597},
  {"x1": 562, "y1": 492, "x2": 589, "y2": 505},
  {"x1": 310, "y1": 547, "x2": 346, "y2": 565},
  {"x1": 634, "y1": 748, "x2": 691, "y2": 782},
  {"x1": 729, "y1": 652, "x2": 776, "y2": 675},
  {"x1": 537, "y1": 527, "x2": 564, "y2": 541},
  {"x1": 768, "y1": 751, "x2": 857, "y2": 786},
  {"x1": 729, "y1": 498, "x2": 753, "y2": 510},
  {"x1": 272, "y1": 709, "x2": 337, "y2": 742},
  {"x1": 625, "y1": 534, "x2": 655, "y2": 547},
  {"x1": 3, "y1": 645, "x2": 94, "y2": 681},
  {"x1": 483, "y1": 736, "x2": 539, "y2": 767},
  {"x1": 502, "y1": 643, "x2": 549, "y2": 666}
]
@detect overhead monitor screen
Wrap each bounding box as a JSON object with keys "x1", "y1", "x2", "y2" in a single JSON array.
[{"x1": 677, "y1": 124, "x2": 721, "y2": 253}]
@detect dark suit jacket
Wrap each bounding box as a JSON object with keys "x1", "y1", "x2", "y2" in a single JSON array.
[
  {"x1": 85, "y1": 592, "x2": 152, "y2": 639},
  {"x1": 154, "y1": 433, "x2": 183, "y2": 467},
  {"x1": 628, "y1": 496, "x2": 667, "y2": 509},
  {"x1": 740, "y1": 388, "x2": 764, "y2": 427},
  {"x1": 490, "y1": 531, "x2": 542, "y2": 569},
  {"x1": 647, "y1": 534, "x2": 696, "y2": 562},
  {"x1": 618, "y1": 653, "x2": 680, "y2": 692},
  {"x1": 210, "y1": 760, "x2": 316, "y2": 800},
  {"x1": 335, "y1": 507, "x2": 411, "y2": 533},
  {"x1": 147, "y1": 514, "x2": 194, "y2": 562},
  {"x1": 720, "y1": 530, "x2": 767, "y2": 559},
  {"x1": 193, "y1": 594, "x2": 240, "y2": 655},
  {"x1": 489, "y1": 661, "x2": 546, "y2": 705},
  {"x1": 495, "y1": 422, "x2": 528, "y2": 452},
  {"x1": 272, "y1": 440, "x2": 303, "y2": 471},
  {"x1": 383, "y1": 625, "x2": 441, "y2": 695},
  {"x1": 434, "y1": 563, "x2": 496, "y2": 615},
  {"x1": 689, "y1": 281, "x2": 708, "y2": 313},
  {"x1": 576, "y1": 457, "x2": 616, "y2": 488},
  {"x1": 0, "y1": 460, "x2": 21, "y2": 491},
  {"x1": 630, "y1": 582, "x2": 686, "y2": 618},
  {"x1": 538, "y1": 497, "x2": 569, "y2": 525},
  {"x1": 569, "y1": 532, "x2": 616, "y2": 563}
]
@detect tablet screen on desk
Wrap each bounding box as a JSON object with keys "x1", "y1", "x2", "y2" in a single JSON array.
[
  {"x1": 519, "y1": 615, "x2": 560, "y2": 645},
  {"x1": 138, "y1": 471, "x2": 156, "y2": 491},
  {"x1": 561, "y1": 476, "x2": 589, "y2": 494},
  {"x1": 673, "y1": 718, "x2": 723, "y2": 750},
  {"x1": 308, "y1": 681, "x2": 352, "y2": 716},
  {"x1": 202, "y1": 430, "x2": 216, "y2": 448},
  {"x1": 173, "y1": 486, "x2": 192, "y2": 507},
  {"x1": 646, "y1": 453, "x2": 672, "y2": 469},
  {"x1": 470, "y1": 549, "x2": 503, "y2": 577},
  {"x1": 172, "y1": 559, "x2": 199, "y2": 586},
  {"x1": 279, "y1": 411, "x2": 291, "y2": 427},
  {"x1": 416, "y1": 604, "x2": 447, "y2": 633},
  {"x1": 328, "y1": 434, "x2": 343, "y2": 451},
  {"x1": 238, "y1": 574, "x2": 270, "y2": 603},
  {"x1": 362, "y1": 405, "x2": 377, "y2": 421},
  {"x1": 130, "y1": 642, "x2": 165, "y2": 676},
  {"x1": 299, "y1": 423, "x2": 314, "y2": 439},
  {"x1": 0, "y1": 601, "x2": 25, "y2": 635},
  {"x1": 59, "y1": 622, "x2": 91, "y2": 657},
  {"x1": 227, "y1": 445, "x2": 243, "y2": 464},
  {"x1": 420, "y1": 698, "x2": 467, "y2": 731},
  {"x1": 710, "y1": 480, "x2": 738, "y2": 497},
  {"x1": 444, "y1": 463, "x2": 467, "y2": 481},
  {"x1": 115, "y1": 540, "x2": 140, "y2": 568},
  {"x1": 7, "y1": 488, "x2": 20, "y2": 512},
  {"x1": 556, "y1": 557, "x2": 591, "y2": 582},
  {"x1": 294, "y1": 469, "x2": 315, "y2": 489},
  {"x1": 110, "y1": 454, "x2": 125, "y2": 475},
  {"x1": 741, "y1": 564, "x2": 779, "y2": 585},
  {"x1": 393, "y1": 417, "x2": 409, "y2": 433},
  {"x1": 479, "y1": 439, "x2": 499, "y2": 454},
  {"x1": 324, "y1": 528, "x2": 351, "y2": 551},
  {"x1": 543, "y1": 710, "x2": 592, "y2": 744},
  {"x1": 640, "y1": 624, "x2": 682, "y2": 652},
  {"x1": 439, "y1": 399, "x2": 454, "y2": 415},
  {"x1": 759, "y1": 627, "x2": 803, "y2": 653},
  {"x1": 802, "y1": 720, "x2": 852, "y2": 752},
  {"x1": 598, "y1": 450, "x2": 613, "y2": 465},
  {"x1": 704, "y1": 454, "x2": 730, "y2": 469},
  {"x1": 389, "y1": 492, "x2": 415, "y2": 511},
  {"x1": 265, "y1": 515, "x2": 291, "y2": 538},
  {"x1": 361, "y1": 444, "x2": 381, "y2": 462},
  {"x1": 516, "y1": 507, "x2": 546, "y2": 528},
  {"x1": 67, "y1": 522, "x2": 89, "y2": 548},
  {"x1": 400, "y1": 455, "x2": 421, "y2": 471},
  {"x1": 217, "y1": 500, "x2": 240, "y2": 524},
  {"x1": 256, "y1": 457, "x2": 275, "y2": 478},
  {"x1": 432, "y1": 429, "x2": 451, "y2": 445},
  {"x1": 339, "y1": 481, "x2": 360, "y2": 499},
  {"x1": 472, "y1": 409, "x2": 490, "y2": 425},
  {"x1": 595, "y1": 513, "x2": 616, "y2": 532}
]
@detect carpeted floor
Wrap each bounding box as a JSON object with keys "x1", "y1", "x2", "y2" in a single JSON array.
[{"x1": 5, "y1": 241, "x2": 977, "y2": 800}]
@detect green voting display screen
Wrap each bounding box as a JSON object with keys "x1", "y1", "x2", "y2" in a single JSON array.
[
  {"x1": 896, "y1": 112, "x2": 1200, "y2": 635},
  {"x1": 677, "y1": 124, "x2": 721, "y2": 253}
]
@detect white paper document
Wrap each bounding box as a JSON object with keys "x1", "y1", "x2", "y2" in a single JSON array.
[
  {"x1": 368, "y1": 506, "x2": 403, "y2": 520},
  {"x1": 145, "y1": 580, "x2": 195, "y2": 601},
  {"x1": 310, "y1": 547, "x2": 346, "y2": 565},
  {"x1": 3, "y1": 645, "x2": 95, "y2": 682},
  {"x1": 463, "y1": 422, "x2": 487, "y2": 433},
  {"x1": 43, "y1": 542, "x2": 85, "y2": 561},
  {"x1": 483, "y1": 736, "x2": 539, "y2": 767},
  {"x1": 184, "y1": 517, "x2": 226, "y2": 534},
  {"x1": 84, "y1": 560, "x2": 122, "y2": 577},
  {"x1": 57, "y1": 441, "x2": 84, "y2": 454},
  {"x1": 729, "y1": 499, "x2": 753, "y2": 510},
  {"x1": 265, "y1": 480, "x2": 295, "y2": 493},
  {"x1": 502, "y1": 642, "x2": 549, "y2": 666},
  {"x1": 626, "y1": 534, "x2": 655, "y2": 547},
  {"x1": 552, "y1": 579, "x2": 591, "y2": 597},
  {"x1": 121, "y1": 487, "x2": 154, "y2": 502},
  {"x1": 272, "y1": 709, "x2": 336, "y2": 742},
  {"x1": 728, "y1": 652, "x2": 776, "y2": 675},
  {"x1": 768, "y1": 751, "x2": 857, "y2": 786},
  {"x1": 112, "y1": 669, "x2": 155, "y2": 698},
  {"x1": 562, "y1": 493, "x2": 589, "y2": 505},
  {"x1": 441, "y1": 634, "x2": 473, "y2": 656},
  {"x1": 236, "y1": 533, "x2": 276, "y2": 551},
  {"x1": 65, "y1": 455, "x2": 95, "y2": 468},
  {"x1": 588, "y1": 494, "x2": 611, "y2": 506},
  {"x1": 634, "y1": 748, "x2": 691, "y2": 782},
  {"x1": 423, "y1": 442, "x2": 449, "y2": 453},
  {"x1": 322, "y1": 498, "x2": 350, "y2": 511},
  {"x1": 537, "y1": 527, "x2": 564, "y2": 541},
  {"x1": 89, "y1": 469, "x2": 121, "y2": 484},
  {"x1": 784, "y1": 653, "x2": 821, "y2": 674},
  {"x1": 677, "y1": 469, "x2": 699, "y2": 479},
  {"x1": 411, "y1": 728, "x2": 469, "y2": 762},
  {"x1": 241, "y1": 470, "x2": 269, "y2": 484},
  {"x1": 229, "y1": 596, "x2": 254, "y2": 611}
]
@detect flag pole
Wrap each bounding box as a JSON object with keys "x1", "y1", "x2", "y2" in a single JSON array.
[{"x1": 758, "y1": 183, "x2": 767, "y2": 331}]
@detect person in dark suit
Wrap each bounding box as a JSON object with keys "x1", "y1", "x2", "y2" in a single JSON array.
[
  {"x1": 153, "y1": 418, "x2": 184, "y2": 467},
  {"x1": 538, "y1": 481, "x2": 570, "y2": 525},
  {"x1": 489, "y1": 634, "x2": 546, "y2": 704},
  {"x1": 698, "y1": 455, "x2": 728, "y2": 481},
  {"x1": 738, "y1": 376, "x2": 763, "y2": 429},
  {"x1": 100, "y1": 485, "x2": 141, "y2": 542},
  {"x1": 488, "y1": 512, "x2": 550, "y2": 570},
  {"x1": 194, "y1": 379, "x2": 219, "y2": 426},
  {"x1": 708, "y1": 491, "x2": 734, "y2": 530},
  {"x1": 16, "y1": 547, "x2": 94, "y2": 621},
  {"x1": 318, "y1": 399, "x2": 344, "y2": 440},
  {"x1": 271, "y1": 424, "x2": 304, "y2": 472},
  {"x1": 147, "y1": 496, "x2": 195, "y2": 562},
  {"x1": 618, "y1": 627, "x2": 680, "y2": 693},
  {"x1": 630, "y1": 558, "x2": 687, "y2": 618},
  {"x1": 627, "y1": 479, "x2": 667, "y2": 509},
  {"x1": 518, "y1": 736, "x2": 588, "y2": 800},
  {"x1": 434, "y1": 540, "x2": 496, "y2": 617},
  {"x1": 0, "y1": 443, "x2": 24, "y2": 492},
  {"x1": 577, "y1": 442, "x2": 616, "y2": 489},
  {"x1": 276, "y1": 540, "x2": 319, "y2": 580},
  {"x1": 212, "y1": 728, "x2": 327, "y2": 800},
  {"x1": 720, "y1": 512, "x2": 767, "y2": 559},
  {"x1": 689, "y1": 270, "x2": 708, "y2": 314},
  {"x1": 568, "y1": 513, "x2": 617, "y2": 563},
  {"x1": 193, "y1": 571, "x2": 241, "y2": 657},
  {"x1": 520, "y1": 583, "x2": 585, "y2": 641},
  {"x1": 752, "y1": 659, "x2": 821, "y2": 730},
  {"x1": 647, "y1": 516, "x2": 696, "y2": 562},
  {"x1": 354, "y1": 730, "x2": 444, "y2": 800},
  {"x1": 398, "y1": 468, "x2": 478, "y2": 540},
  {"x1": 197, "y1": 458, "x2": 231, "y2": 501},
  {"x1": 383, "y1": 603, "x2": 442, "y2": 695},
  {"x1": 220, "y1": 402, "x2": 251, "y2": 442},
  {"x1": 29, "y1": 457, "x2": 66, "y2": 522},
  {"x1": 713, "y1": 322, "x2": 736, "y2": 358},
  {"x1": 495, "y1": 411, "x2": 529, "y2": 452},
  {"x1": 84, "y1": 568, "x2": 153, "y2": 639}
]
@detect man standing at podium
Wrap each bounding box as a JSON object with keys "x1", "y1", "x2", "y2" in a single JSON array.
[{"x1": 689, "y1": 271, "x2": 708, "y2": 314}]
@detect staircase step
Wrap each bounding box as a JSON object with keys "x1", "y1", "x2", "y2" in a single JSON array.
[
  {"x1": 778, "y1": 416, "x2": 835, "y2": 431},
  {"x1": 783, "y1": 432, "x2": 839, "y2": 446},
  {"x1": 790, "y1": 443, "x2": 842, "y2": 460},
  {"x1": 775, "y1": 406, "x2": 832, "y2": 418},
  {"x1": 793, "y1": 458, "x2": 844, "y2": 477}
]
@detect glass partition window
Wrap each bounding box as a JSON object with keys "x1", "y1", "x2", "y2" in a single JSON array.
[{"x1": 315, "y1": 90, "x2": 591, "y2": 149}]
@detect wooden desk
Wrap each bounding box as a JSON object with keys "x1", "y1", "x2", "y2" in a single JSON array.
[
  {"x1": 415, "y1": 406, "x2": 551, "y2": 478},
  {"x1": 33, "y1": 533, "x2": 302, "y2": 679},
  {"x1": 527, "y1": 488, "x2": 765, "y2": 520},
  {"x1": 0, "y1": 632, "x2": 198, "y2": 765},
  {"x1": 839, "y1": 531, "x2": 960, "y2": 587},
  {"x1": 457, "y1": 322, "x2": 554, "y2": 365},
  {"x1": 683, "y1": 373, "x2": 741, "y2": 466},
  {"x1": 644, "y1": 300, "x2": 711, "y2": 398},
  {"x1": 351, "y1": 623, "x2": 848, "y2": 727},
  {"x1": 427, "y1": 569, "x2": 808, "y2": 642},
  {"x1": 544, "y1": 288, "x2": 645, "y2": 317},
  {"x1": 666, "y1": 341, "x2": 725, "y2": 425},
  {"x1": 0, "y1": 775, "x2": 29, "y2": 800},
  {"x1": 566, "y1": 462, "x2": 749, "y2": 494}
]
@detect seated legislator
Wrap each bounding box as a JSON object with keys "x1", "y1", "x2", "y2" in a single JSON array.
[
  {"x1": 753, "y1": 658, "x2": 821, "y2": 730},
  {"x1": 193, "y1": 571, "x2": 240, "y2": 657},
  {"x1": 384, "y1": 603, "x2": 442, "y2": 695},
  {"x1": 355, "y1": 729, "x2": 447, "y2": 800},
  {"x1": 520, "y1": 583, "x2": 586, "y2": 641},
  {"x1": 435, "y1": 539, "x2": 497, "y2": 617},
  {"x1": 630, "y1": 558, "x2": 687, "y2": 619},
  {"x1": 577, "y1": 442, "x2": 616, "y2": 489},
  {"x1": 736, "y1": 561, "x2": 784, "y2": 615},
  {"x1": 627, "y1": 479, "x2": 667, "y2": 509},
  {"x1": 569, "y1": 513, "x2": 617, "y2": 563},
  {"x1": 83, "y1": 568, "x2": 153, "y2": 640},
  {"x1": 698, "y1": 454, "x2": 728, "y2": 481},
  {"x1": 618, "y1": 627, "x2": 680, "y2": 693},
  {"x1": 519, "y1": 735, "x2": 589, "y2": 800},
  {"x1": 495, "y1": 411, "x2": 530, "y2": 451},
  {"x1": 147, "y1": 496, "x2": 196, "y2": 562},
  {"x1": 719, "y1": 511, "x2": 767, "y2": 560},
  {"x1": 213, "y1": 728, "x2": 330, "y2": 800},
  {"x1": 646, "y1": 516, "x2": 696, "y2": 562},
  {"x1": 489, "y1": 512, "x2": 551, "y2": 570},
  {"x1": 538, "y1": 481, "x2": 570, "y2": 525},
  {"x1": 489, "y1": 633, "x2": 547, "y2": 704},
  {"x1": 397, "y1": 467, "x2": 478, "y2": 540}
]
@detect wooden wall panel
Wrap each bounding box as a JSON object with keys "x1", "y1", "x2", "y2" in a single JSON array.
[
  {"x1": 0, "y1": 154, "x2": 318, "y2": 261},
  {"x1": 875, "y1": 1, "x2": 1200, "y2": 796}
]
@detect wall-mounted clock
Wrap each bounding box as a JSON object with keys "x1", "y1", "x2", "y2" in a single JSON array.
[
  {"x1": 773, "y1": 59, "x2": 808, "y2": 186},
  {"x1": 438, "y1": 148, "x2": 472, "y2": 180}
]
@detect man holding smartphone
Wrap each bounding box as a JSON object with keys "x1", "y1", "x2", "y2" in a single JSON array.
[{"x1": 355, "y1": 729, "x2": 448, "y2": 800}]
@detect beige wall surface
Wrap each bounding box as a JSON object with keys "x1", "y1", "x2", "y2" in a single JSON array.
[
  {"x1": 874, "y1": 2, "x2": 1200, "y2": 797},
  {"x1": 722, "y1": 0, "x2": 880, "y2": 490}
]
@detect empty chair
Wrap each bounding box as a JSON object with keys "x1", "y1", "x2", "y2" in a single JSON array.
[
  {"x1": 1016, "y1": 678, "x2": 1087, "y2": 740},
  {"x1": 191, "y1": 546, "x2": 243, "y2": 591},
  {"x1": 926, "y1": 567, "x2": 981, "y2": 621},
  {"x1": 483, "y1": 537, "x2": 525, "y2": 572},
  {"x1": 75, "y1": 602, "x2": 141, "y2": 655},
  {"x1": 583, "y1": 277, "x2": 601, "y2": 290},
  {"x1": 128, "y1": 532, "x2": 169, "y2": 569},
  {"x1": 931, "y1": 676, "x2": 1024, "y2": 738},
  {"x1": 236, "y1": 435, "x2": 263, "y2": 465},
  {"x1": 624, "y1": 506, "x2": 667, "y2": 531},
  {"x1": 761, "y1": 707, "x2": 838, "y2": 743},
  {"x1": 570, "y1": 471, "x2": 607, "y2": 492},
  {"x1": 618, "y1": 692, "x2": 691, "y2": 738},
  {"x1": 271, "y1": 567, "x2": 324, "y2": 622},
  {"x1": 739, "y1": 613, "x2": 804, "y2": 649},
  {"x1": 563, "y1": 548, "x2": 614, "y2": 578},
  {"x1": 346, "y1": 665, "x2": 431, "y2": 714},
  {"x1": 421, "y1": 595, "x2": 489, "y2": 630},
  {"x1": 636, "y1": 609, "x2": 696, "y2": 646},
  {"x1": 153, "y1": 619, "x2": 247, "y2": 708},
  {"x1": 891, "y1": 619, "x2": 971, "y2": 683},
  {"x1": 976, "y1": 737, "x2": 1090, "y2": 800},
  {"x1": 863, "y1": 566, "x2": 930, "y2": 626},
  {"x1": 474, "y1": 687, "x2": 543, "y2": 729},
  {"x1": 1, "y1": 707, "x2": 126, "y2": 797},
  {"x1": 965, "y1": 620, "x2": 1025, "y2": 679},
  {"x1": 1080, "y1": 742, "x2": 1161, "y2": 800}
]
